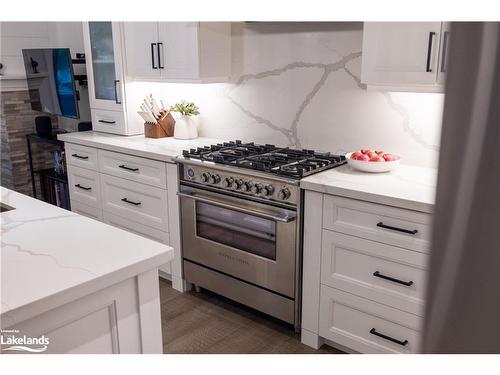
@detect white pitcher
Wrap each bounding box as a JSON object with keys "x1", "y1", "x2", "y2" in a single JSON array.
[{"x1": 173, "y1": 115, "x2": 199, "y2": 140}]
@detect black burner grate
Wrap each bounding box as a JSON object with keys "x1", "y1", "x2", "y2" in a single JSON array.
[{"x1": 182, "y1": 140, "x2": 346, "y2": 178}]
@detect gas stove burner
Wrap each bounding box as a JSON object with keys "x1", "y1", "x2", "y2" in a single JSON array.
[{"x1": 181, "y1": 140, "x2": 346, "y2": 179}]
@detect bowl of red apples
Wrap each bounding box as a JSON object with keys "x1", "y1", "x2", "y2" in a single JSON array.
[{"x1": 346, "y1": 149, "x2": 400, "y2": 173}]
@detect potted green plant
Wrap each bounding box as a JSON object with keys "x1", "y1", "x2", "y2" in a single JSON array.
[{"x1": 170, "y1": 100, "x2": 200, "y2": 139}]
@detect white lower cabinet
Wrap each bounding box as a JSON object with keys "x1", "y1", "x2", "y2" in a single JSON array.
[
  {"x1": 97, "y1": 149, "x2": 167, "y2": 188},
  {"x1": 71, "y1": 200, "x2": 103, "y2": 221},
  {"x1": 102, "y1": 211, "x2": 172, "y2": 275},
  {"x1": 321, "y1": 230, "x2": 428, "y2": 316},
  {"x1": 65, "y1": 142, "x2": 175, "y2": 278},
  {"x1": 100, "y1": 174, "x2": 169, "y2": 231},
  {"x1": 68, "y1": 166, "x2": 101, "y2": 208},
  {"x1": 301, "y1": 190, "x2": 430, "y2": 353},
  {"x1": 319, "y1": 286, "x2": 422, "y2": 354},
  {"x1": 102, "y1": 211, "x2": 170, "y2": 245}
]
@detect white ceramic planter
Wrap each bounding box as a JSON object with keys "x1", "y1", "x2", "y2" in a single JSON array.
[{"x1": 173, "y1": 115, "x2": 199, "y2": 140}]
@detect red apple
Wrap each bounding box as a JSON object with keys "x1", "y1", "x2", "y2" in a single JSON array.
[
  {"x1": 370, "y1": 155, "x2": 385, "y2": 162},
  {"x1": 356, "y1": 154, "x2": 370, "y2": 161},
  {"x1": 367, "y1": 151, "x2": 378, "y2": 159},
  {"x1": 376, "y1": 150, "x2": 385, "y2": 155},
  {"x1": 361, "y1": 149, "x2": 371, "y2": 155},
  {"x1": 351, "y1": 151, "x2": 363, "y2": 159},
  {"x1": 383, "y1": 153, "x2": 398, "y2": 162}
]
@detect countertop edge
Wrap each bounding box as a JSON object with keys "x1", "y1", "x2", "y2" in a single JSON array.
[
  {"x1": 300, "y1": 180, "x2": 434, "y2": 214},
  {"x1": 1, "y1": 250, "x2": 173, "y2": 327},
  {"x1": 57, "y1": 134, "x2": 177, "y2": 163}
]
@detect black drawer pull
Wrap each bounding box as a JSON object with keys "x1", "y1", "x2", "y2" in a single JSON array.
[
  {"x1": 121, "y1": 198, "x2": 141, "y2": 206},
  {"x1": 98, "y1": 119, "x2": 116, "y2": 124},
  {"x1": 377, "y1": 222, "x2": 418, "y2": 235},
  {"x1": 71, "y1": 153, "x2": 89, "y2": 160},
  {"x1": 75, "y1": 184, "x2": 91, "y2": 191},
  {"x1": 373, "y1": 271, "x2": 414, "y2": 286},
  {"x1": 119, "y1": 164, "x2": 139, "y2": 172},
  {"x1": 370, "y1": 328, "x2": 408, "y2": 346}
]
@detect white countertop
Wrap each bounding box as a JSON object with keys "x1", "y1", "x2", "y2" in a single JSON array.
[
  {"x1": 56, "y1": 131, "x2": 436, "y2": 212},
  {"x1": 57, "y1": 131, "x2": 226, "y2": 163},
  {"x1": 0, "y1": 187, "x2": 173, "y2": 326},
  {"x1": 300, "y1": 164, "x2": 437, "y2": 213}
]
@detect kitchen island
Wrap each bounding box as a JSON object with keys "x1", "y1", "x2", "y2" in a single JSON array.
[{"x1": 0, "y1": 187, "x2": 173, "y2": 354}]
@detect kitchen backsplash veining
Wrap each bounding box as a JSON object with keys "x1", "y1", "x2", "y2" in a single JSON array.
[{"x1": 126, "y1": 22, "x2": 444, "y2": 169}]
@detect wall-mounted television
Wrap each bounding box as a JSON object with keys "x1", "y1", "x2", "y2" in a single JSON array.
[{"x1": 22, "y1": 48, "x2": 80, "y2": 119}]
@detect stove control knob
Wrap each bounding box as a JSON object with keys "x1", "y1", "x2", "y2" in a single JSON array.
[
  {"x1": 278, "y1": 188, "x2": 291, "y2": 200},
  {"x1": 263, "y1": 185, "x2": 275, "y2": 196},
  {"x1": 210, "y1": 174, "x2": 221, "y2": 184},
  {"x1": 223, "y1": 177, "x2": 234, "y2": 188},
  {"x1": 201, "y1": 172, "x2": 210, "y2": 183},
  {"x1": 242, "y1": 181, "x2": 253, "y2": 192},
  {"x1": 251, "y1": 183, "x2": 263, "y2": 194},
  {"x1": 235, "y1": 179, "x2": 244, "y2": 189}
]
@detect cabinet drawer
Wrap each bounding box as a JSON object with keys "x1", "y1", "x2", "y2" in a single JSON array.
[
  {"x1": 68, "y1": 166, "x2": 101, "y2": 208},
  {"x1": 91, "y1": 108, "x2": 127, "y2": 135},
  {"x1": 322, "y1": 195, "x2": 431, "y2": 252},
  {"x1": 103, "y1": 211, "x2": 170, "y2": 244},
  {"x1": 66, "y1": 143, "x2": 98, "y2": 170},
  {"x1": 101, "y1": 174, "x2": 169, "y2": 231},
  {"x1": 319, "y1": 285, "x2": 422, "y2": 353},
  {"x1": 71, "y1": 200, "x2": 103, "y2": 221},
  {"x1": 98, "y1": 149, "x2": 167, "y2": 188},
  {"x1": 321, "y1": 230, "x2": 428, "y2": 316}
]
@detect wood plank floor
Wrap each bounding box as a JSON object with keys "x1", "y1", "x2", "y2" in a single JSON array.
[{"x1": 159, "y1": 279, "x2": 343, "y2": 354}]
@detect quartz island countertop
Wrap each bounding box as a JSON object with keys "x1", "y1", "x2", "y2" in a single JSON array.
[
  {"x1": 0, "y1": 187, "x2": 173, "y2": 327},
  {"x1": 300, "y1": 163, "x2": 438, "y2": 213}
]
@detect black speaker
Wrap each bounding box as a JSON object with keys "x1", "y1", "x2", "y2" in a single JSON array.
[
  {"x1": 35, "y1": 116, "x2": 52, "y2": 136},
  {"x1": 77, "y1": 122, "x2": 92, "y2": 132}
]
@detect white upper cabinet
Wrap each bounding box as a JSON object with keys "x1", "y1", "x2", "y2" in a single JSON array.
[
  {"x1": 122, "y1": 22, "x2": 161, "y2": 81},
  {"x1": 83, "y1": 22, "x2": 126, "y2": 111},
  {"x1": 361, "y1": 22, "x2": 450, "y2": 92},
  {"x1": 123, "y1": 22, "x2": 231, "y2": 83},
  {"x1": 437, "y1": 22, "x2": 451, "y2": 86}
]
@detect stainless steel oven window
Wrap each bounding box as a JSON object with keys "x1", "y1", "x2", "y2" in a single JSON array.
[{"x1": 195, "y1": 201, "x2": 277, "y2": 260}]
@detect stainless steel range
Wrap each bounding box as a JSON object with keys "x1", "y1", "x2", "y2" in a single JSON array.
[{"x1": 176, "y1": 140, "x2": 346, "y2": 331}]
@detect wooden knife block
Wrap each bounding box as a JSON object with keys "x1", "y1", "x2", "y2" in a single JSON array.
[{"x1": 144, "y1": 112, "x2": 176, "y2": 138}]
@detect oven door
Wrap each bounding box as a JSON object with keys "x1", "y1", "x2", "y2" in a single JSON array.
[{"x1": 179, "y1": 185, "x2": 297, "y2": 298}]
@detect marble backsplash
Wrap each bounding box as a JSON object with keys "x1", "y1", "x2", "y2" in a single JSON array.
[{"x1": 127, "y1": 22, "x2": 444, "y2": 168}]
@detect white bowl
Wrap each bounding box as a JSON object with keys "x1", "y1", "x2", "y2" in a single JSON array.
[{"x1": 345, "y1": 152, "x2": 401, "y2": 173}]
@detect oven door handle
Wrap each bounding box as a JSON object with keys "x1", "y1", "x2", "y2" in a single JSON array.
[{"x1": 177, "y1": 191, "x2": 296, "y2": 223}]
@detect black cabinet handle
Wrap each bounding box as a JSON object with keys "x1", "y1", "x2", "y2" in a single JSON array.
[
  {"x1": 426, "y1": 31, "x2": 436, "y2": 72},
  {"x1": 373, "y1": 271, "x2": 414, "y2": 286},
  {"x1": 440, "y1": 31, "x2": 449, "y2": 73},
  {"x1": 377, "y1": 222, "x2": 418, "y2": 235},
  {"x1": 119, "y1": 164, "x2": 139, "y2": 172},
  {"x1": 370, "y1": 328, "x2": 408, "y2": 346},
  {"x1": 114, "y1": 80, "x2": 121, "y2": 104},
  {"x1": 157, "y1": 42, "x2": 164, "y2": 69},
  {"x1": 98, "y1": 119, "x2": 116, "y2": 124},
  {"x1": 121, "y1": 198, "x2": 141, "y2": 206},
  {"x1": 151, "y1": 43, "x2": 157, "y2": 69},
  {"x1": 75, "y1": 184, "x2": 91, "y2": 191},
  {"x1": 71, "y1": 153, "x2": 89, "y2": 160}
]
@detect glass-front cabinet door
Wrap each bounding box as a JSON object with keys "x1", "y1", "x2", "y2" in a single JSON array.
[{"x1": 83, "y1": 22, "x2": 125, "y2": 111}]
